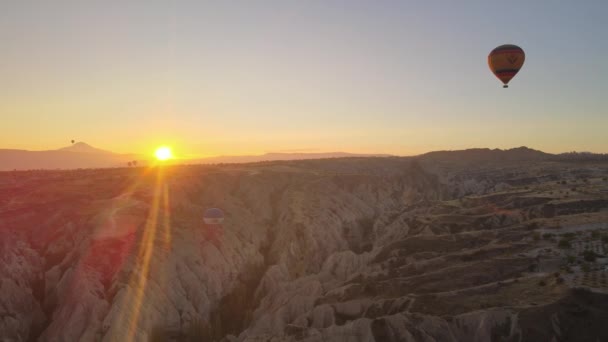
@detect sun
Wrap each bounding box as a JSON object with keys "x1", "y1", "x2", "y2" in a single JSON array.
[{"x1": 155, "y1": 146, "x2": 173, "y2": 161}]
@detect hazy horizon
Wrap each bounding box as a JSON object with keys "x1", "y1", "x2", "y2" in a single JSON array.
[
  {"x1": 2, "y1": 1, "x2": 608, "y2": 159},
  {"x1": 6, "y1": 141, "x2": 608, "y2": 158}
]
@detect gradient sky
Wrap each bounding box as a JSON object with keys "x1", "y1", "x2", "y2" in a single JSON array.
[{"x1": 2, "y1": 1, "x2": 607, "y2": 158}]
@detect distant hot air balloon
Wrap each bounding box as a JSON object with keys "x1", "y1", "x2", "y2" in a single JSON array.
[
  {"x1": 203, "y1": 208, "x2": 224, "y2": 247},
  {"x1": 71, "y1": 140, "x2": 75, "y2": 144},
  {"x1": 203, "y1": 208, "x2": 224, "y2": 225},
  {"x1": 488, "y1": 44, "x2": 525, "y2": 88}
]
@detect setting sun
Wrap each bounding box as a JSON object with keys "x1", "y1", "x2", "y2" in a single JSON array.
[{"x1": 155, "y1": 146, "x2": 173, "y2": 161}]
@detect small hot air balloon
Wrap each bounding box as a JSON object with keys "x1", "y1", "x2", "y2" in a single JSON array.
[
  {"x1": 203, "y1": 208, "x2": 224, "y2": 225},
  {"x1": 203, "y1": 208, "x2": 224, "y2": 247},
  {"x1": 488, "y1": 44, "x2": 525, "y2": 88},
  {"x1": 71, "y1": 140, "x2": 75, "y2": 144}
]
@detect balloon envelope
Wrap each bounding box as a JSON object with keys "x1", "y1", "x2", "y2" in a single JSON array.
[
  {"x1": 203, "y1": 208, "x2": 224, "y2": 225},
  {"x1": 488, "y1": 44, "x2": 525, "y2": 87}
]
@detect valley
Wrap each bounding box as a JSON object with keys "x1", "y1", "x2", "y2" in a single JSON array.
[{"x1": 1, "y1": 150, "x2": 608, "y2": 341}]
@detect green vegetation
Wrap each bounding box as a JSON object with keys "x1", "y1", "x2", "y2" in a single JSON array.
[
  {"x1": 526, "y1": 222, "x2": 539, "y2": 229},
  {"x1": 566, "y1": 255, "x2": 576, "y2": 264},
  {"x1": 601, "y1": 235, "x2": 608, "y2": 244},
  {"x1": 542, "y1": 233, "x2": 553, "y2": 240},
  {"x1": 558, "y1": 239, "x2": 571, "y2": 249},
  {"x1": 583, "y1": 250, "x2": 597, "y2": 262},
  {"x1": 533, "y1": 233, "x2": 540, "y2": 241},
  {"x1": 562, "y1": 232, "x2": 576, "y2": 239},
  {"x1": 591, "y1": 231, "x2": 600, "y2": 239},
  {"x1": 582, "y1": 264, "x2": 591, "y2": 272}
]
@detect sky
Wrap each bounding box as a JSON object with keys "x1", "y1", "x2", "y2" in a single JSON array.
[{"x1": 1, "y1": 1, "x2": 607, "y2": 158}]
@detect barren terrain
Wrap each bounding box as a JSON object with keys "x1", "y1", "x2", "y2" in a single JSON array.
[{"x1": 1, "y1": 149, "x2": 608, "y2": 341}]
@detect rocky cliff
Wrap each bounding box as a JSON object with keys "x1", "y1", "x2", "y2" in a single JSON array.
[{"x1": 1, "y1": 157, "x2": 608, "y2": 341}]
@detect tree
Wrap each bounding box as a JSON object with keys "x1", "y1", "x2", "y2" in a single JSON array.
[{"x1": 583, "y1": 250, "x2": 597, "y2": 262}]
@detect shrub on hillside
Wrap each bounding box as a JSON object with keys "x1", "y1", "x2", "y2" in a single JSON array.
[
  {"x1": 562, "y1": 232, "x2": 576, "y2": 240},
  {"x1": 558, "y1": 239, "x2": 571, "y2": 249},
  {"x1": 583, "y1": 250, "x2": 597, "y2": 262},
  {"x1": 566, "y1": 255, "x2": 576, "y2": 264}
]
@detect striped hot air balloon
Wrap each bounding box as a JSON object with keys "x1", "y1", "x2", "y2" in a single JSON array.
[
  {"x1": 202, "y1": 208, "x2": 224, "y2": 247},
  {"x1": 488, "y1": 44, "x2": 525, "y2": 88},
  {"x1": 203, "y1": 208, "x2": 224, "y2": 225}
]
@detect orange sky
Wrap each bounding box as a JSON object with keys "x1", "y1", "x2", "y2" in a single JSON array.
[{"x1": 2, "y1": 2, "x2": 608, "y2": 158}]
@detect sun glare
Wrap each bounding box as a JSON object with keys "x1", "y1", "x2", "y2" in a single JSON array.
[{"x1": 155, "y1": 146, "x2": 173, "y2": 161}]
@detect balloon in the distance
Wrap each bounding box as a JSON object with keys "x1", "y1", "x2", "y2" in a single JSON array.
[
  {"x1": 488, "y1": 44, "x2": 525, "y2": 88},
  {"x1": 203, "y1": 208, "x2": 224, "y2": 225}
]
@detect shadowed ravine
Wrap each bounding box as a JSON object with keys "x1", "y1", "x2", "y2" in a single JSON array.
[{"x1": 2, "y1": 153, "x2": 608, "y2": 341}]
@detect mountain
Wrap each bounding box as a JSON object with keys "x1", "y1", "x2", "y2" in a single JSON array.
[
  {"x1": 0, "y1": 142, "x2": 140, "y2": 170},
  {"x1": 419, "y1": 146, "x2": 553, "y2": 162},
  {"x1": 57, "y1": 142, "x2": 112, "y2": 154},
  {"x1": 0, "y1": 146, "x2": 390, "y2": 171},
  {"x1": 3, "y1": 144, "x2": 606, "y2": 171},
  {"x1": 187, "y1": 152, "x2": 393, "y2": 165}
]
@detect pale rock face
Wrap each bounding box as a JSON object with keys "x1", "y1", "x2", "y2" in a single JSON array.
[
  {"x1": 2, "y1": 157, "x2": 608, "y2": 341},
  {"x1": 0, "y1": 236, "x2": 45, "y2": 341}
]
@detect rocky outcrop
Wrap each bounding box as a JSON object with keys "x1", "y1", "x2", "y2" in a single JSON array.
[{"x1": 1, "y1": 157, "x2": 608, "y2": 341}]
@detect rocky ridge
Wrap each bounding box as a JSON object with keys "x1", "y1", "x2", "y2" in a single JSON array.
[{"x1": 1, "y1": 155, "x2": 608, "y2": 341}]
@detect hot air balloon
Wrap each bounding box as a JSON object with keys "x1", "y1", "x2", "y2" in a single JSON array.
[
  {"x1": 203, "y1": 208, "x2": 224, "y2": 225},
  {"x1": 203, "y1": 208, "x2": 224, "y2": 247},
  {"x1": 488, "y1": 44, "x2": 525, "y2": 88}
]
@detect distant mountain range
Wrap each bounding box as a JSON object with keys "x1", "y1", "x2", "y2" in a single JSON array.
[
  {"x1": 419, "y1": 147, "x2": 608, "y2": 163},
  {"x1": 0, "y1": 143, "x2": 140, "y2": 171},
  {"x1": 187, "y1": 152, "x2": 392, "y2": 165},
  {"x1": 418, "y1": 146, "x2": 553, "y2": 162},
  {"x1": 1, "y1": 144, "x2": 607, "y2": 171},
  {"x1": 0, "y1": 143, "x2": 391, "y2": 170}
]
